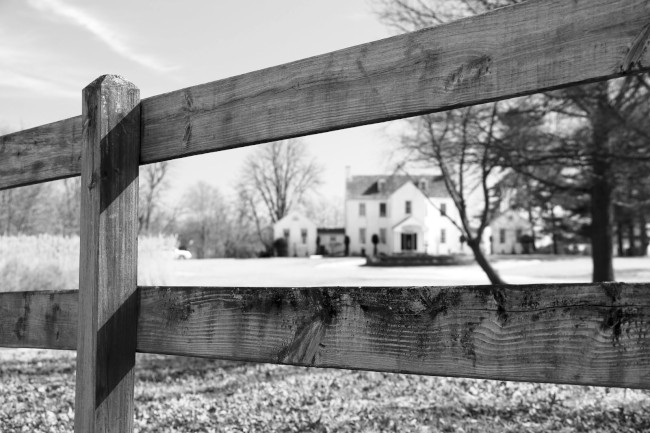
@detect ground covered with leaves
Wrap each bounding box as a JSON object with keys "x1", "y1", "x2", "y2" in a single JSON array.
[{"x1": 1, "y1": 350, "x2": 649, "y2": 432}]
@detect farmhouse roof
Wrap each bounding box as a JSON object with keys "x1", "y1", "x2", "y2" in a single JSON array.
[
  {"x1": 346, "y1": 175, "x2": 448, "y2": 200},
  {"x1": 490, "y1": 210, "x2": 532, "y2": 228},
  {"x1": 274, "y1": 211, "x2": 316, "y2": 227}
]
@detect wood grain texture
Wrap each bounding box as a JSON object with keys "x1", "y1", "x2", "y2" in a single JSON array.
[
  {"x1": 3, "y1": 0, "x2": 650, "y2": 190},
  {"x1": 3, "y1": 283, "x2": 650, "y2": 389},
  {"x1": 137, "y1": 283, "x2": 650, "y2": 389},
  {"x1": 138, "y1": 0, "x2": 650, "y2": 164},
  {"x1": 0, "y1": 116, "x2": 82, "y2": 190},
  {"x1": 0, "y1": 290, "x2": 77, "y2": 350},
  {"x1": 75, "y1": 75, "x2": 140, "y2": 433}
]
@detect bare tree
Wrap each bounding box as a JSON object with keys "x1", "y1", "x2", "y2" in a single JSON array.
[
  {"x1": 374, "y1": 0, "x2": 650, "y2": 282},
  {"x1": 139, "y1": 162, "x2": 170, "y2": 234},
  {"x1": 0, "y1": 184, "x2": 47, "y2": 235},
  {"x1": 237, "y1": 139, "x2": 323, "y2": 247},
  {"x1": 305, "y1": 195, "x2": 343, "y2": 228},
  {"x1": 400, "y1": 105, "x2": 506, "y2": 284},
  {"x1": 373, "y1": 0, "x2": 517, "y2": 33},
  {"x1": 55, "y1": 177, "x2": 81, "y2": 236},
  {"x1": 178, "y1": 182, "x2": 228, "y2": 259},
  {"x1": 497, "y1": 79, "x2": 650, "y2": 281},
  {"x1": 372, "y1": 0, "x2": 520, "y2": 284},
  {"x1": 224, "y1": 189, "x2": 267, "y2": 257}
]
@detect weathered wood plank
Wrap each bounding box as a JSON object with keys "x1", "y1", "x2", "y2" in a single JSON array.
[
  {"x1": 2, "y1": 0, "x2": 650, "y2": 190},
  {"x1": 0, "y1": 116, "x2": 82, "y2": 190},
  {"x1": 137, "y1": 283, "x2": 650, "y2": 389},
  {"x1": 138, "y1": 0, "x2": 650, "y2": 163},
  {"x1": 0, "y1": 290, "x2": 77, "y2": 350},
  {"x1": 3, "y1": 283, "x2": 650, "y2": 389},
  {"x1": 75, "y1": 75, "x2": 140, "y2": 433}
]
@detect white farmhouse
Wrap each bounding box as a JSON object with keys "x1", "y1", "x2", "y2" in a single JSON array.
[
  {"x1": 273, "y1": 212, "x2": 317, "y2": 257},
  {"x1": 345, "y1": 174, "x2": 463, "y2": 256},
  {"x1": 489, "y1": 211, "x2": 533, "y2": 254}
]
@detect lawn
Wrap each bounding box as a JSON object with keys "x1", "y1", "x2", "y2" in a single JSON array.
[{"x1": 2, "y1": 251, "x2": 650, "y2": 432}]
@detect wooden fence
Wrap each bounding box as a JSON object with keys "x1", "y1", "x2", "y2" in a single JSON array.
[{"x1": 1, "y1": 0, "x2": 650, "y2": 431}]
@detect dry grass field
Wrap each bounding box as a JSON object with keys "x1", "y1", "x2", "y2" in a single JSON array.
[
  {"x1": 0, "y1": 235, "x2": 177, "y2": 292},
  {"x1": 2, "y1": 237, "x2": 650, "y2": 432}
]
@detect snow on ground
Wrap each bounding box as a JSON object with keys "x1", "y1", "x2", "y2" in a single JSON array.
[{"x1": 156, "y1": 255, "x2": 650, "y2": 287}]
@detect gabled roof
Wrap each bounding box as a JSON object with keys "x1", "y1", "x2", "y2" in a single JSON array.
[
  {"x1": 346, "y1": 174, "x2": 448, "y2": 200},
  {"x1": 490, "y1": 210, "x2": 532, "y2": 228},
  {"x1": 392, "y1": 215, "x2": 425, "y2": 230},
  {"x1": 274, "y1": 212, "x2": 316, "y2": 227}
]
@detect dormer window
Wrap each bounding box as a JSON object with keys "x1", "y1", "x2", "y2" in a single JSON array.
[
  {"x1": 419, "y1": 179, "x2": 427, "y2": 192},
  {"x1": 378, "y1": 179, "x2": 386, "y2": 193}
]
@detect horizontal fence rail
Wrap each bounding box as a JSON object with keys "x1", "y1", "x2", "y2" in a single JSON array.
[
  {"x1": 2, "y1": 283, "x2": 650, "y2": 389},
  {"x1": 2, "y1": 0, "x2": 650, "y2": 190},
  {"x1": 0, "y1": 116, "x2": 82, "y2": 189},
  {"x1": 0, "y1": 290, "x2": 77, "y2": 350}
]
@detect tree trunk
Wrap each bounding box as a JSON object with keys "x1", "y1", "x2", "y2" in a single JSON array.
[
  {"x1": 628, "y1": 220, "x2": 636, "y2": 256},
  {"x1": 527, "y1": 206, "x2": 536, "y2": 251},
  {"x1": 639, "y1": 213, "x2": 648, "y2": 256},
  {"x1": 549, "y1": 205, "x2": 558, "y2": 255},
  {"x1": 590, "y1": 157, "x2": 614, "y2": 281},
  {"x1": 468, "y1": 239, "x2": 505, "y2": 284},
  {"x1": 616, "y1": 220, "x2": 624, "y2": 257},
  {"x1": 587, "y1": 94, "x2": 616, "y2": 282}
]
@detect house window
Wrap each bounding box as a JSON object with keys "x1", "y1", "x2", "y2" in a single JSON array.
[
  {"x1": 379, "y1": 202, "x2": 387, "y2": 217},
  {"x1": 440, "y1": 203, "x2": 446, "y2": 216},
  {"x1": 419, "y1": 180, "x2": 427, "y2": 192},
  {"x1": 441, "y1": 229, "x2": 446, "y2": 244},
  {"x1": 499, "y1": 229, "x2": 506, "y2": 244},
  {"x1": 359, "y1": 203, "x2": 366, "y2": 217},
  {"x1": 301, "y1": 228, "x2": 307, "y2": 244},
  {"x1": 283, "y1": 229, "x2": 290, "y2": 240},
  {"x1": 379, "y1": 228, "x2": 386, "y2": 244},
  {"x1": 359, "y1": 228, "x2": 366, "y2": 244},
  {"x1": 405, "y1": 201, "x2": 412, "y2": 215},
  {"x1": 378, "y1": 179, "x2": 386, "y2": 193}
]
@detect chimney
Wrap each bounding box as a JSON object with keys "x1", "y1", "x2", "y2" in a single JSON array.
[{"x1": 345, "y1": 165, "x2": 351, "y2": 181}]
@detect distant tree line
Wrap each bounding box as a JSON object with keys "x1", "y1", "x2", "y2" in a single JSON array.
[{"x1": 0, "y1": 139, "x2": 333, "y2": 259}]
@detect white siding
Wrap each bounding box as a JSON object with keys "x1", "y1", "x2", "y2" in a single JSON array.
[
  {"x1": 490, "y1": 212, "x2": 532, "y2": 254},
  {"x1": 273, "y1": 213, "x2": 318, "y2": 256},
  {"x1": 346, "y1": 181, "x2": 463, "y2": 256},
  {"x1": 345, "y1": 199, "x2": 389, "y2": 255}
]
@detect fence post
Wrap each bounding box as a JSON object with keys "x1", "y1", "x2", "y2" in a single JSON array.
[{"x1": 75, "y1": 75, "x2": 140, "y2": 432}]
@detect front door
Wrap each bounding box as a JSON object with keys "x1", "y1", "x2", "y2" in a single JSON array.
[{"x1": 401, "y1": 233, "x2": 417, "y2": 251}]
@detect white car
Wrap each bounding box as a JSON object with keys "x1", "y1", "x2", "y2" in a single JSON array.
[{"x1": 174, "y1": 248, "x2": 192, "y2": 260}]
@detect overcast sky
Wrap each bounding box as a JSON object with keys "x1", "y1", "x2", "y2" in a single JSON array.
[{"x1": 0, "y1": 0, "x2": 408, "y2": 202}]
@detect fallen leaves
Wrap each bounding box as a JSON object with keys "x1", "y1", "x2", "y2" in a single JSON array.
[{"x1": 0, "y1": 349, "x2": 649, "y2": 432}]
